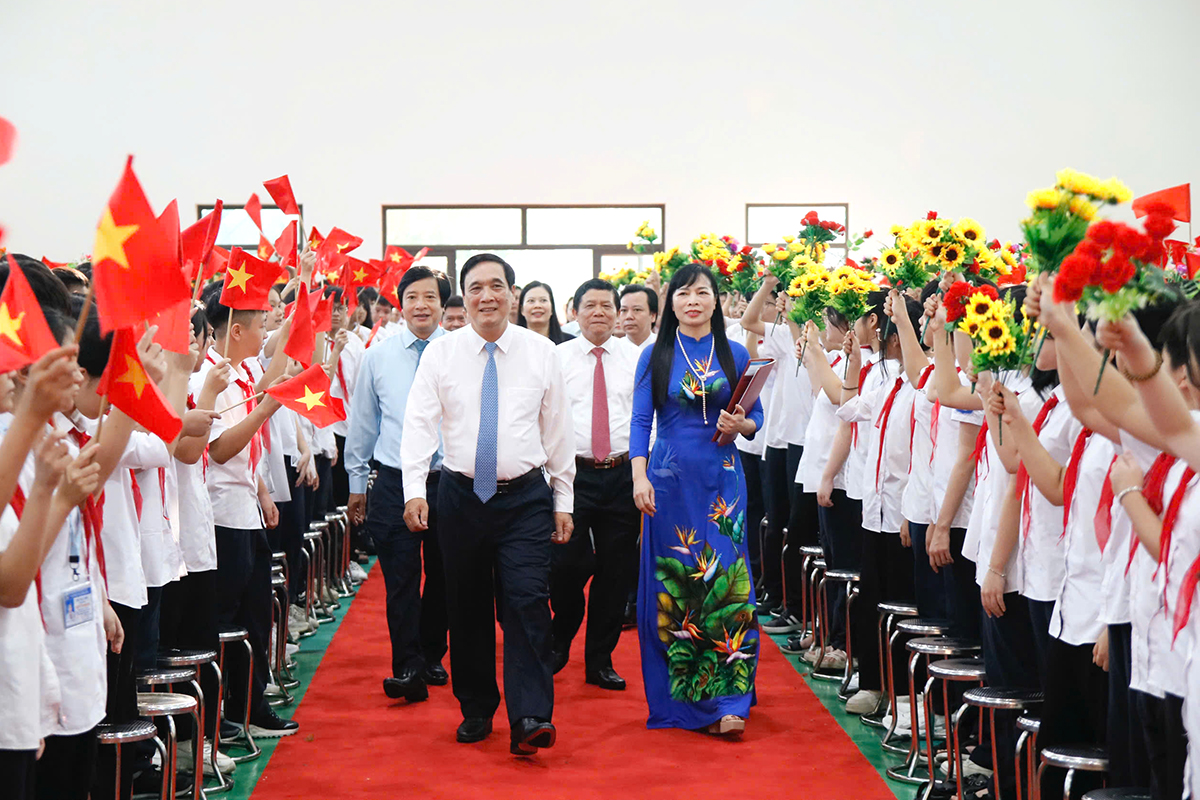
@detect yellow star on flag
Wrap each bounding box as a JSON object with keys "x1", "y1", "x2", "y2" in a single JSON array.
[
  {"x1": 389, "y1": 252, "x2": 402, "y2": 262},
  {"x1": 336, "y1": 242, "x2": 352, "y2": 253},
  {"x1": 115, "y1": 354, "x2": 149, "y2": 398},
  {"x1": 226, "y1": 263, "x2": 252, "y2": 292},
  {"x1": 298, "y1": 385, "x2": 326, "y2": 411},
  {"x1": 93, "y1": 208, "x2": 139, "y2": 269},
  {"x1": 353, "y1": 267, "x2": 368, "y2": 284},
  {"x1": 0, "y1": 302, "x2": 24, "y2": 347}
]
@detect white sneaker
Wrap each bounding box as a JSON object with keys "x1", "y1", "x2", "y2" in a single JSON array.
[
  {"x1": 846, "y1": 672, "x2": 860, "y2": 693},
  {"x1": 264, "y1": 681, "x2": 281, "y2": 697},
  {"x1": 177, "y1": 741, "x2": 236, "y2": 776},
  {"x1": 819, "y1": 648, "x2": 848, "y2": 670},
  {"x1": 348, "y1": 562, "x2": 368, "y2": 582},
  {"x1": 802, "y1": 645, "x2": 823, "y2": 664},
  {"x1": 940, "y1": 755, "x2": 993, "y2": 778},
  {"x1": 845, "y1": 689, "x2": 882, "y2": 715},
  {"x1": 285, "y1": 642, "x2": 299, "y2": 657},
  {"x1": 884, "y1": 696, "x2": 946, "y2": 738},
  {"x1": 288, "y1": 605, "x2": 309, "y2": 635}
]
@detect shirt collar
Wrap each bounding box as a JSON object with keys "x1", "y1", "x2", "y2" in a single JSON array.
[
  {"x1": 399, "y1": 325, "x2": 445, "y2": 349},
  {"x1": 465, "y1": 322, "x2": 515, "y2": 354},
  {"x1": 578, "y1": 333, "x2": 616, "y2": 354}
]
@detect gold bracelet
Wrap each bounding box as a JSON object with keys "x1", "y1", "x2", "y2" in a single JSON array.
[{"x1": 1119, "y1": 350, "x2": 1163, "y2": 383}]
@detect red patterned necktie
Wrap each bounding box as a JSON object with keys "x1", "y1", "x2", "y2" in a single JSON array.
[{"x1": 591, "y1": 347, "x2": 611, "y2": 461}]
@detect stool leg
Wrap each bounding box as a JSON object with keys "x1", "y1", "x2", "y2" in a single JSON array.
[
  {"x1": 990, "y1": 710, "x2": 1002, "y2": 800},
  {"x1": 917, "y1": 672, "x2": 938, "y2": 777},
  {"x1": 207, "y1": 662, "x2": 230, "y2": 792},
  {"x1": 952, "y1": 701, "x2": 969, "y2": 800},
  {"x1": 152, "y1": 736, "x2": 168, "y2": 800},
  {"x1": 1015, "y1": 730, "x2": 1029, "y2": 800},
  {"x1": 167, "y1": 715, "x2": 178, "y2": 799},
  {"x1": 839, "y1": 585, "x2": 856, "y2": 698},
  {"x1": 814, "y1": 574, "x2": 829, "y2": 669},
  {"x1": 113, "y1": 742, "x2": 121, "y2": 800},
  {"x1": 190, "y1": 706, "x2": 203, "y2": 800},
  {"x1": 779, "y1": 531, "x2": 789, "y2": 614},
  {"x1": 242, "y1": 638, "x2": 256, "y2": 750}
]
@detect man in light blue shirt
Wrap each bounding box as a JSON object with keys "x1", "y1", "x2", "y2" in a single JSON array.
[{"x1": 346, "y1": 266, "x2": 452, "y2": 703}]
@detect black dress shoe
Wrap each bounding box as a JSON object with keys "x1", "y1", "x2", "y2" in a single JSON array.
[
  {"x1": 456, "y1": 717, "x2": 493, "y2": 743},
  {"x1": 422, "y1": 663, "x2": 449, "y2": 686},
  {"x1": 551, "y1": 648, "x2": 570, "y2": 675},
  {"x1": 622, "y1": 600, "x2": 637, "y2": 630},
  {"x1": 383, "y1": 667, "x2": 429, "y2": 702},
  {"x1": 585, "y1": 667, "x2": 626, "y2": 691},
  {"x1": 510, "y1": 717, "x2": 556, "y2": 755}
]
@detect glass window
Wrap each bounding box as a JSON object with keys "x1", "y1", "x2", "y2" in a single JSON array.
[
  {"x1": 386, "y1": 208, "x2": 522, "y2": 246},
  {"x1": 526, "y1": 207, "x2": 664, "y2": 246},
  {"x1": 206, "y1": 206, "x2": 294, "y2": 248},
  {"x1": 456, "y1": 249, "x2": 593, "y2": 325},
  {"x1": 599, "y1": 254, "x2": 657, "y2": 278},
  {"x1": 747, "y1": 204, "x2": 849, "y2": 246}
]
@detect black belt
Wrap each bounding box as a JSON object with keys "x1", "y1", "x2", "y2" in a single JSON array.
[
  {"x1": 444, "y1": 467, "x2": 542, "y2": 495},
  {"x1": 575, "y1": 453, "x2": 630, "y2": 470}
]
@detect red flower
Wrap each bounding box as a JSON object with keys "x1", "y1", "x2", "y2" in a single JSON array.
[
  {"x1": 1054, "y1": 252, "x2": 1099, "y2": 302},
  {"x1": 1141, "y1": 201, "x2": 1176, "y2": 220},
  {"x1": 988, "y1": 238, "x2": 1002, "y2": 250},
  {"x1": 1099, "y1": 255, "x2": 1135, "y2": 294},
  {"x1": 863, "y1": 229, "x2": 873, "y2": 239},
  {"x1": 1088, "y1": 220, "x2": 1119, "y2": 247},
  {"x1": 1075, "y1": 239, "x2": 1105, "y2": 261},
  {"x1": 927, "y1": 211, "x2": 939, "y2": 220},
  {"x1": 942, "y1": 280, "x2": 975, "y2": 323},
  {"x1": 846, "y1": 257, "x2": 859, "y2": 269},
  {"x1": 739, "y1": 245, "x2": 752, "y2": 256},
  {"x1": 1142, "y1": 241, "x2": 1166, "y2": 266},
  {"x1": 999, "y1": 263, "x2": 1027, "y2": 287},
  {"x1": 803, "y1": 210, "x2": 820, "y2": 226},
  {"x1": 834, "y1": 222, "x2": 845, "y2": 233},
  {"x1": 1143, "y1": 213, "x2": 1177, "y2": 241},
  {"x1": 1114, "y1": 225, "x2": 1153, "y2": 260}
]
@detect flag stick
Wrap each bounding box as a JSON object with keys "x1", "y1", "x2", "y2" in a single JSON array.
[
  {"x1": 215, "y1": 390, "x2": 267, "y2": 416},
  {"x1": 93, "y1": 395, "x2": 110, "y2": 444},
  {"x1": 223, "y1": 317, "x2": 233, "y2": 360},
  {"x1": 73, "y1": 281, "x2": 96, "y2": 341}
]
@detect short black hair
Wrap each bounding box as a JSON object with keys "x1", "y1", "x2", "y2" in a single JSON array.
[
  {"x1": 459, "y1": 253, "x2": 515, "y2": 292},
  {"x1": 203, "y1": 282, "x2": 260, "y2": 332},
  {"x1": 445, "y1": 295, "x2": 465, "y2": 310},
  {"x1": 573, "y1": 278, "x2": 618, "y2": 312},
  {"x1": 620, "y1": 283, "x2": 658, "y2": 318},
  {"x1": 0, "y1": 254, "x2": 73, "y2": 317},
  {"x1": 398, "y1": 266, "x2": 452, "y2": 308},
  {"x1": 358, "y1": 286, "x2": 380, "y2": 305},
  {"x1": 323, "y1": 285, "x2": 345, "y2": 305},
  {"x1": 53, "y1": 266, "x2": 89, "y2": 295},
  {"x1": 71, "y1": 294, "x2": 112, "y2": 378}
]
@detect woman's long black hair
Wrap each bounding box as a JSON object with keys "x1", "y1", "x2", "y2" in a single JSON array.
[
  {"x1": 517, "y1": 281, "x2": 568, "y2": 344},
  {"x1": 648, "y1": 264, "x2": 738, "y2": 409}
]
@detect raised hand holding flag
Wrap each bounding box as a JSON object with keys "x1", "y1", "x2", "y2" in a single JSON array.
[{"x1": 266, "y1": 364, "x2": 345, "y2": 428}]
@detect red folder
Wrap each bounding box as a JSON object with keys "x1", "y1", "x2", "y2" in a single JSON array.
[{"x1": 712, "y1": 358, "x2": 775, "y2": 445}]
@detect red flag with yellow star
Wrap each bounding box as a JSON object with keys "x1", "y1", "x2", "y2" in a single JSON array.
[
  {"x1": 182, "y1": 201, "x2": 223, "y2": 283},
  {"x1": 274, "y1": 220, "x2": 298, "y2": 269},
  {"x1": 315, "y1": 227, "x2": 361, "y2": 276},
  {"x1": 220, "y1": 247, "x2": 284, "y2": 311},
  {"x1": 0, "y1": 254, "x2": 60, "y2": 371},
  {"x1": 92, "y1": 156, "x2": 190, "y2": 333},
  {"x1": 97, "y1": 327, "x2": 183, "y2": 442},
  {"x1": 283, "y1": 282, "x2": 315, "y2": 367},
  {"x1": 311, "y1": 290, "x2": 333, "y2": 333},
  {"x1": 384, "y1": 245, "x2": 429, "y2": 272},
  {"x1": 266, "y1": 364, "x2": 345, "y2": 428},
  {"x1": 378, "y1": 265, "x2": 402, "y2": 308},
  {"x1": 307, "y1": 226, "x2": 324, "y2": 253},
  {"x1": 244, "y1": 193, "x2": 263, "y2": 232},
  {"x1": 263, "y1": 175, "x2": 299, "y2": 216},
  {"x1": 257, "y1": 234, "x2": 274, "y2": 262}
]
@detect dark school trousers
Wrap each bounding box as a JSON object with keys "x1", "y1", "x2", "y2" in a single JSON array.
[
  {"x1": 816, "y1": 490, "x2": 863, "y2": 651},
  {"x1": 1037, "y1": 636, "x2": 1109, "y2": 800},
  {"x1": 94, "y1": 601, "x2": 141, "y2": 800},
  {"x1": 1107, "y1": 622, "x2": 1150, "y2": 788},
  {"x1": 0, "y1": 749, "x2": 36, "y2": 800},
  {"x1": 979, "y1": 593, "x2": 1041, "y2": 800},
  {"x1": 853, "y1": 531, "x2": 915, "y2": 693},
  {"x1": 215, "y1": 525, "x2": 272, "y2": 722},
  {"x1": 160, "y1": 568, "x2": 220, "y2": 740},
  {"x1": 36, "y1": 729, "x2": 97, "y2": 800},
  {"x1": 761, "y1": 446, "x2": 791, "y2": 608},
  {"x1": 741, "y1": 450, "x2": 766, "y2": 586}
]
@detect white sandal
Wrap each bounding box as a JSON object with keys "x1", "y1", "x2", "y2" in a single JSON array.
[{"x1": 707, "y1": 715, "x2": 746, "y2": 735}]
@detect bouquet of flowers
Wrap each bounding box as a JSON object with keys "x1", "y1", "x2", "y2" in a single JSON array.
[
  {"x1": 691, "y1": 233, "x2": 758, "y2": 294},
  {"x1": 960, "y1": 291, "x2": 1028, "y2": 376},
  {"x1": 652, "y1": 246, "x2": 690, "y2": 283},
  {"x1": 826, "y1": 264, "x2": 876, "y2": 324},
  {"x1": 785, "y1": 265, "x2": 833, "y2": 330},
  {"x1": 628, "y1": 220, "x2": 658, "y2": 253},
  {"x1": 598, "y1": 264, "x2": 651, "y2": 288},
  {"x1": 762, "y1": 211, "x2": 845, "y2": 288},
  {"x1": 1021, "y1": 168, "x2": 1133, "y2": 277}
]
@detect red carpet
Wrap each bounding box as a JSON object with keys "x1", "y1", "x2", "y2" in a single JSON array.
[{"x1": 252, "y1": 563, "x2": 896, "y2": 799}]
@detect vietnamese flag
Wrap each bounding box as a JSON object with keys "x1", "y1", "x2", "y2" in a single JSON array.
[
  {"x1": 378, "y1": 265, "x2": 402, "y2": 308},
  {"x1": 220, "y1": 247, "x2": 284, "y2": 311},
  {"x1": 307, "y1": 226, "x2": 324, "y2": 253},
  {"x1": 263, "y1": 175, "x2": 299, "y2": 216},
  {"x1": 311, "y1": 289, "x2": 333, "y2": 333},
  {"x1": 182, "y1": 200, "x2": 223, "y2": 283},
  {"x1": 344, "y1": 256, "x2": 383, "y2": 289},
  {"x1": 316, "y1": 227, "x2": 362, "y2": 274},
  {"x1": 157, "y1": 199, "x2": 183, "y2": 267},
  {"x1": 92, "y1": 156, "x2": 190, "y2": 333},
  {"x1": 41, "y1": 257, "x2": 69, "y2": 269},
  {"x1": 1133, "y1": 184, "x2": 1191, "y2": 223},
  {"x1": 245, "y1": 193, "x2": 263, "y2": 232},
  {"x1": 257, "y1": 234, "x2": 275, "y2": 262},
  {"x1": 266, "y1": 364, "x2": 345, "y2": 428},
  {"x1": 384, "y1": 245, "x2": 429, "y2": 272},
  {"x1": 0, "y1": 254, "x2": 60, "y2": 371},
  {"x1": 97, "y1": 327, "x2": 183, "y2": 443},
  {"x1": 149, "y1": 299, "x2": 193, "y2": 355},
  {"x1": 283, "y1": 282, "x2": 315, "y2": 367},
  {"x1": 274, "y1": 221, "x2": 298, "y2": 270}
]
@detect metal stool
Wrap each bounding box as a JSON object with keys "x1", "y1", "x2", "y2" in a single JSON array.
[
  {"x1": 327, "y1": 510, "x2": 352, "y2": 596},
  {"x1": 335, "y1": 505, "x2": 355, "y2": 589},
  {"x1": 756, "y1": 517, "x2": 770, "y2": 598},
  {"x1": 798, "y1": 545, "x2": 824, "y2": 643},
  {"x1": 1038, "y1": 745, "x2": 1108, "y2": 800},
  {"x1": 306, "y1": 523, "x2": 335, "y2": 620},
  {"x1": 813, "y1": 569, "x2": 857, "y2": 685},
  {"x1": 96, "y1": 720, "x2": 166, "y2": 800},
  {"x1": 920, "y1": 657, "x2": 987, "y2": 800},
  {"x1": 1081, "y1": 790, "x2": 1149, "y2": 800},
  {"x1": 1016, "y1": 715, "x2": 1042, "y2": 800},
  {"x1": 136, "y1": 692, "x2": 200, "y2": 800},
  {"x1": 963, "y1": 687, "x2": 1044, "y2": 800},
  {"x1": 864, "y1": 601, "x2": 919, "y2": 729},
  {"x1": 269, "y1": 570, "x2": 295, "y2": 706},
  {"x1": 880, "y1": 618, "x2": 951, "y2": 753},
  {"x1": 887, "y1": 638, "x2": 981, "y2": 785},
  {"x1": 158, "y1": 648, "x2": 224, "y2": 793},
  {"x1": 316, "y1": 518, "x2": 341, "y2": 610},
  {"x1": 216, "y1": 625, "x2": 260, "y2": 764}
]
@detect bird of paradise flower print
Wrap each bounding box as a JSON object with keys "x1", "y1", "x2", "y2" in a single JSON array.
[{"x1": 708, "y1": 494, "x2": 746, "y2": 544}]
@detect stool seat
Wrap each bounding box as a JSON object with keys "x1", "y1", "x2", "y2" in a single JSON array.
[
  {"x1": 303, "y1": 529, "x2": 322, "y2": 541},
  {"x1": 812, "y1": 559, "x2": 827, "y2": 570},
  {"x1": 824, "y1": 569, "x2": 860, "y2": 582},
  {"x1": 158, "y1": 648, "x2": 218, "y2": 667},
  {"x1": 136, "y1": 691, "x2": 198, "y2": 717},
  {"x1": 271, "y1": 550, "x2": 287, "y2": 561},
  {"x1": 309, "y1": 522, "x2": 329, "y2": 532},
  {"x1": 877, "y1": 600, "x2": 919, "y2": 616},
  {"x1": 137, "y1": 667, "x2": 197, "y2": 686},
  {"x1": 895, "y1": 617, "x2": 952, "y2": 636},
  {"x1": 324, "y1": 513, "x2": 342, "y2": 523},
  {"x1": 964, "y1": 686, "x2": 1043, "y2": 710},
  {"x1": 906, "y1": 636, "x2": 981, "y2": 656},
  {"x1": 927, "y1": 657, "x2": 986, "y2": 680},
  {"x1": 1081, "y1": 790, "x2": 1150, "y2": 800},
  {"x1": 1041, "y1": 745, "x2": 1108, "y2": 771},
  {"x1": 96, "y1": 719, "x2": 159, "y2": 743},
  {"x1": 272, "y1": 573, "x2": 286, "y2": 587},
  {"x1": 799, "y1": 545, "x2": 824, "y2": 557},
  {"x1": 1017, "y1": 715, "x2": 1041, "y2": 734},
  {"x1": 217, "y1": 626, "x2": 249, "y2": 643}
]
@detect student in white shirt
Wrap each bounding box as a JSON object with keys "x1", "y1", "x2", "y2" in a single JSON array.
[
  {"x1": 550, "y1": 279, "x2": 641, "y2": 691},
  {"x1": 326, "y1": 286, "x2": 365, "y2": 516},
  {"x1": 401, "y1": 254, "x2": 575, "y2": 756}
]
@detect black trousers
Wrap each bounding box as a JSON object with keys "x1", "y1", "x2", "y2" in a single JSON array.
[
  {"x1": 909, "y1": 522, "x2": 947, "y2": 620},
  {"x1": 94, "y1": 601, "x2": 140, "y2": 800},
  {"x1": 438, "y1": 468, "x2": 554, "y2": 726},
  {"x1": 1134, "y1": 691, "x2": 1186, "y2": 800},
  {"x1": 369, "y1": 466, "x2": 448, "y2": 677},
  {"x1": 816, "y1": 489, "x2": 862, "y2": 651},
  {"x1": 741, "y1": 451, "x2": 765, "y2": 585},
  {"x1": 215, "y1": 526, "x2": 272, "y2": 722},
  {"x1": 309, "y1": 455, "x2": 333, "y2": 524},
  {"x1": 853, "y1": 531, "x2": 915, "y2": 692},
  {"x1": 1027, "y1": 598, "x2": 1055, "y2": 682},
  {"x1": 1107, "y1": 623, "x2": 1150, "y2": 788},
  {"x1": 36, "y1": 729, "x2": 96, "y2": 800},
  {"x1": 274, "y1": 457, "x2": 308, "y2": 603},
  {"x1": 979, "y1": 593, "x2": 1040, "y2": 800},
  {"x1": 761, "y1": 446, "x2": 791, "y2": 607},
  {"x1": 944, "y1": 528, "x2": 981, "y2": 642},
  {"x1": 0, "y1": 749, "x2": 36, "y2": 800},
  {"x1": 1037, "y1": 636, "x2": 1109, "y2": 800},
  {"x1": 160, "y1": 569, "x2": 220, "y2": 739},
  {"x1": 135, "y1": 586, "x2": 162, "y2": 674},
  {"x1": 332, "y1": 434, "x2": 350, "y2": 510},
  {"x1": 550, "y1": 462, "x2": 639, "y2": 672}
]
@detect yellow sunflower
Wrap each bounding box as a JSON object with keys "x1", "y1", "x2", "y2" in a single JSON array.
[
  {"x1": 1055, "y1": 168, "x2": 1104, "y2": 199},
  {"x1": 1026, "y1": 188, "x2": 1063, "y2": 210},
  {"x1": 921, "y1": 219, "x2": 948, "y2": 244},
  {"x1": 982, "y1": 330, "x2": 1017, "y2": 357},
  {"x1": 1068, "y1": 195, "x2": 1098, "y2": 221},
  {"x1": 791, "y1": 253, "x2": 815, "y2": 272},
  {"x1": 962, "y1": 318, "x2": 983, "y2": 338},
  {"x1": 1098, "y1": 177, "x2": 1133, "y2": 204},
  {"x1": 879, "y1": 248, "x2": 902, "y2": 269},
  {"x1": 940, "y1": 243, "x2": 966, "y2": 269},
  {"x1": 965, "y1": 292, "x2": 999, "y2": 319},
  {"x1": 954, "y1": 217, "x2": 985, "y2": 244}
]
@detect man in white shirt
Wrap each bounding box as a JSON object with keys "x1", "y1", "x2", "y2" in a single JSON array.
[
  {"x1": 401, "y1": 254, "x2": 575, "y2": 756},
  {"x1": 618, "y1": 284, "x2": 657, "y2": 349},
  {"x1": 441, "y1": 295, "x2": 468, "y2": 332},
  {"x1": 550, "y1": 279, "x2": 640, "y2": 691}
]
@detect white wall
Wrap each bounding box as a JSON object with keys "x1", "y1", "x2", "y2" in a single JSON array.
[{"x1": 3, "y1": 0, "x2": 1199, "y2": 275}]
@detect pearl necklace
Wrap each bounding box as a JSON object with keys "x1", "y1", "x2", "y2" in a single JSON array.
[{"x1": 676, "y1": 330, "x2": 716, "y2": 425}]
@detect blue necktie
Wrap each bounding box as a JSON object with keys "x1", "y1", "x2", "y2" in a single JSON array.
[
  {"x1": 474, "y1": 342, "x2": 499, "y2": 502},
  {"x1": 413, "y1": 338, "x2": 429, "y2": 364}
]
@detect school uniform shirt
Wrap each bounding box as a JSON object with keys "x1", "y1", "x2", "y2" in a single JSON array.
[
  {"x1": 329, "y1": 331, "x2": 365, "y2": 439},
  {"x1": 759, "y1": 322, "x2": 812, "y2": 450},
  {"x1": 930, "y1": 373, "x2": 977, "y2": 531},
  {"x1": 556, "y1": 334, "x2": 640, "y2": 459},
  {"x1": 139, "y1": 461, "x2": 184, "y2": 588},
  {"x1": 729, "y1": 326, "x2": 766, "y2": 458},
  {"x1": 1049, "y1": 432, "x2": 1117, "y2": 646},
  {"x1": 1122, "y1": 432, "x2": 1169, "y2": 697},
  {"x1": 1099, "y1": 433, "x2": 1158, "y2": 628},
  {"x1": 901, "y1": 366, "x2": 936, "y2": 526},
  {"x1": 798, "y1": 350, "x2": 848, "y2": 493},
  {"x1": 201, "y1": 349, "x2": 266, "y2": 531},
  {"x1": 175, "y1": 371, "x2": 217, "y2": 573},
  {"x1": 1019, "y1": 386, "x2": 1078, "y2": 603},
  {"x1": 1182, "y1": 613, "x2": 1200, "y2": 800},
  {"x1": 401, "y1": 323, "x2": 577, "y2": 513},
  {"x1": 836, "y1": 360, "x2": 912, "y2": 533},
  {"x1": 842, "y1": 349, "x2": 885, "y2": 502}
]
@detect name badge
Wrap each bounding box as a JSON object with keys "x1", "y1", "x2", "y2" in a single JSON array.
[{"x1": 63, "y1": 585, "x2": 94, "y2": 629}]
